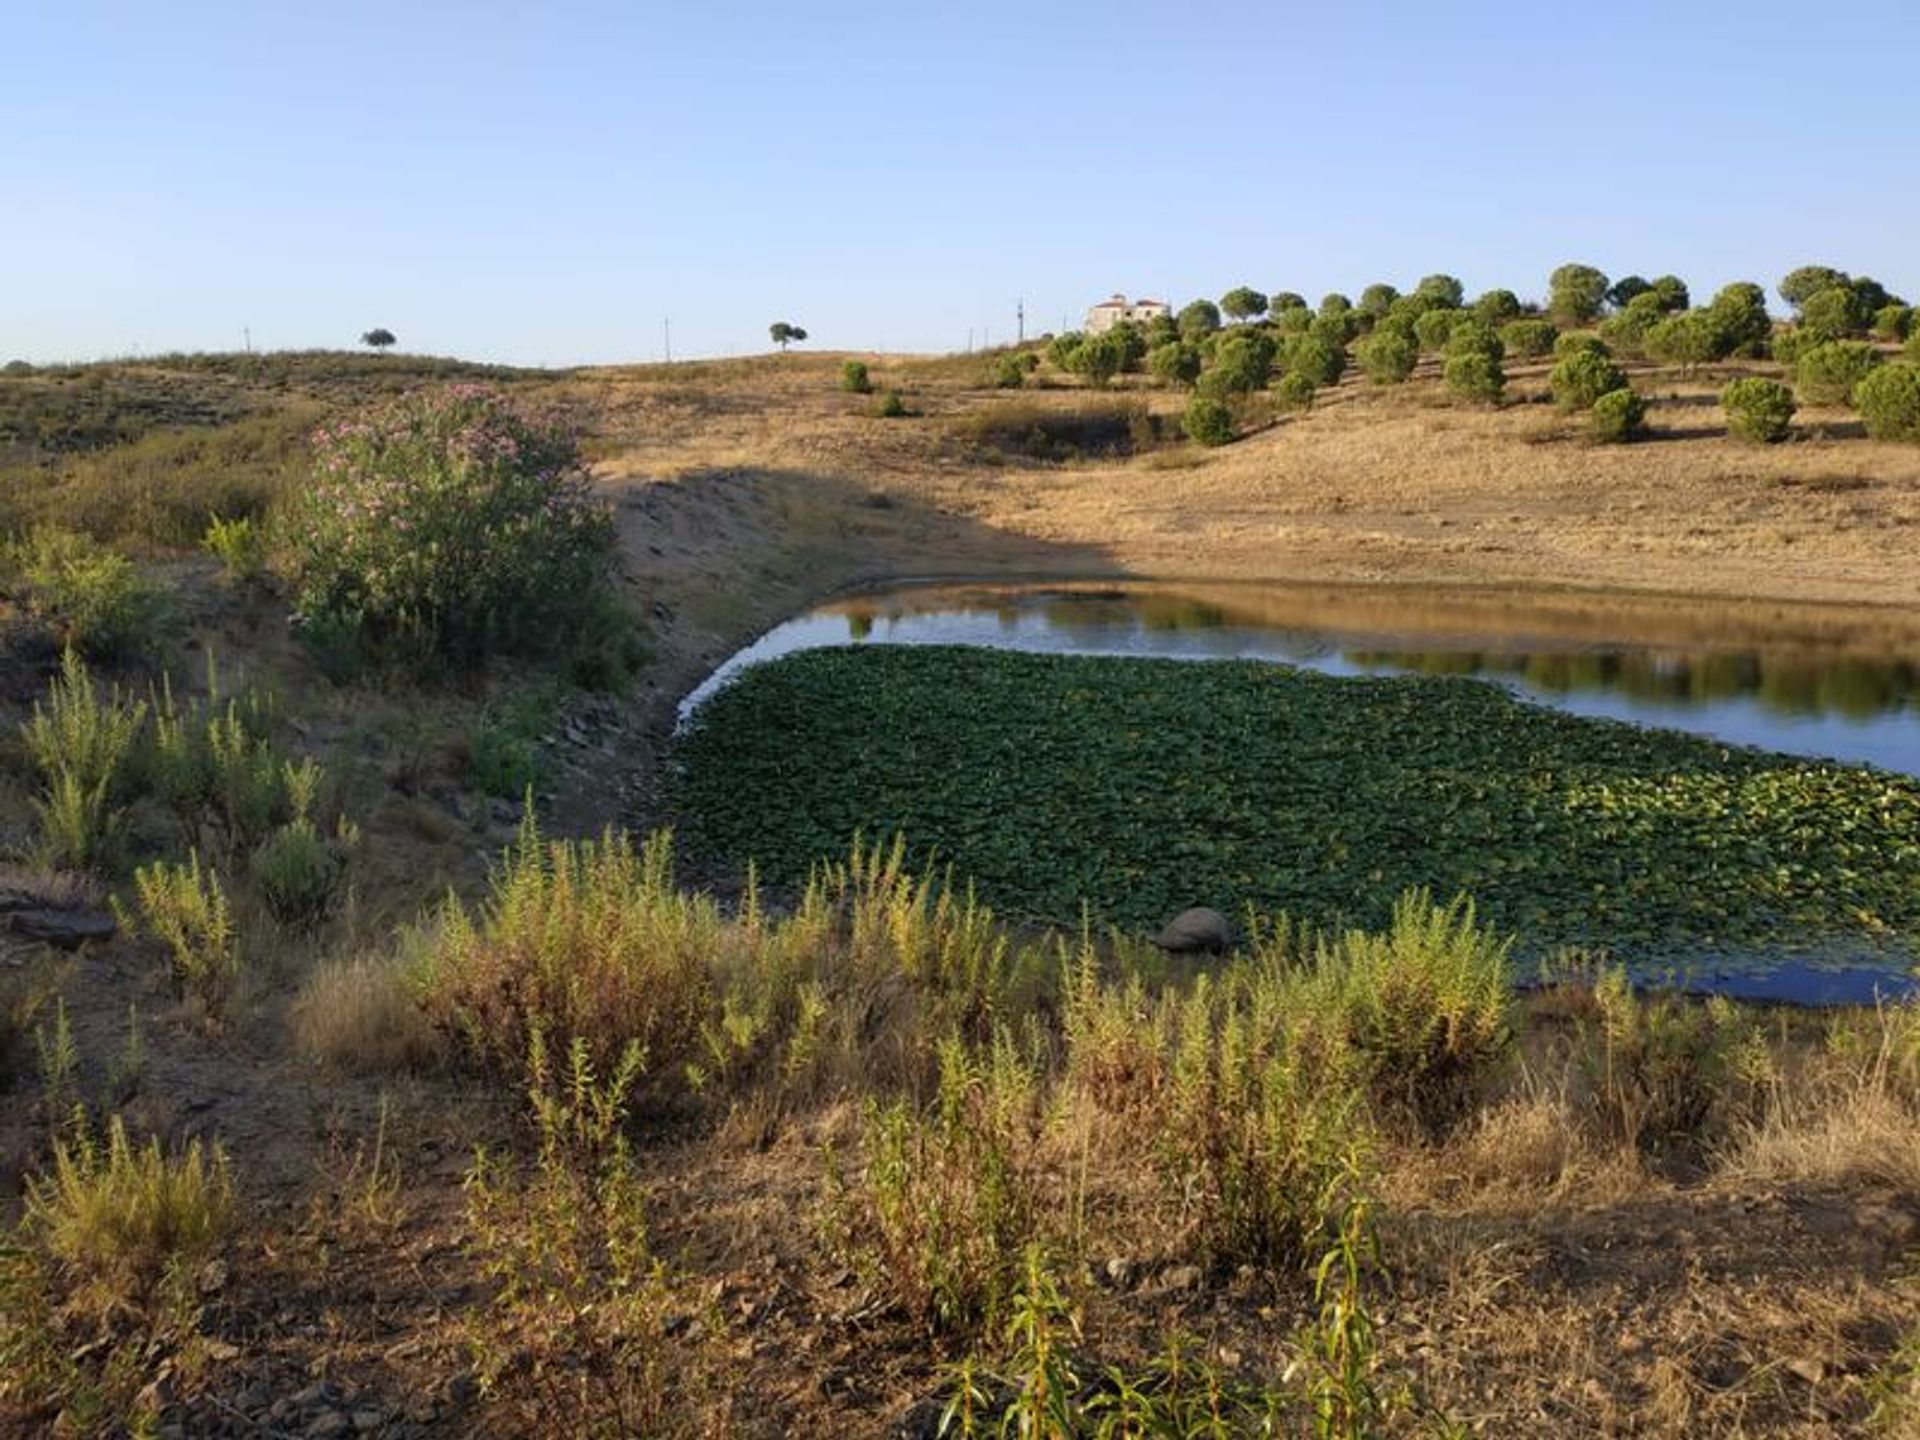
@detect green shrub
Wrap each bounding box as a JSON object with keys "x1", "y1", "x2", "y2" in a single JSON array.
[
  {"x1": 1176, "y1": 300, "x2": 1221, "y2": 340},
  {"x1": 1288, "y1": 332, "x2": 1347, "y2": 387},
  {"x1": 1199, "y1": 331, "x2": 1275, "y2": 395},
  {"x1": 1160, "y1": 968, "x2": 1363, "y2": 1273},
  {"x1": 1553, "y1": 332, "x2": 1607, "y2": 360},
  {"x1": 1598, "y1": 292, "x2": 1669, "y2": 355},
  {"x1": 1182, "y1": 396, "x2": 1235, "y2": 446},
  {"x1": 1854, "y1": 364, "x2": 1920, "y2": 442},
  {"x1": 1414, "y1": 274, "x2": 1464, "y2": 308},
  {"x1": 1548, "y1": 349, "x2": 1627, "y2": 411},
  {"x1": 1722, "y1": 377, "x2": 1796, "y2": 443},
  {"x1": 1707, "y1": 282, "x2": 1773, "y2": 354},
  {"x1": 288, "y1": 387, "x2": 616, "y2": 665},
  {"x1": 840, "y1": 360, "x2": 871, "y2": 394},
  {"x1": 875, "y1": 389, "x2": 908, "y2": 418},
  {"x1": 1780, "y1": 265, "x2": 1849, "y2": 311},
  {"x1": 1274, "y1": 371, "x2": 1316, "y2": 411},
  {"x1": 1910, "y1": 331, "x2": 1920, "y2": 364},
  {"x1": 1645, "y1": 309, "x2": 1735, "y2": 368},
  {"x1": 1769, "y1": 327, "x2": 1816, "y2": 367},
  {"x1": 1146, "y1": 341, "x2": 1202, "y2": 388},
  {"x1": 7, "y1": 528, "x2": 171, "y2": 659},
  {"x1": 847, "y1": 1034, "x2": 1047, "y2": 1338},
  {"x1": 1874, "y1": 305, "x2": 1914, "y2": 343},
  {"x1": 1358, "y1": 328, "x2": 1417, "y2": 384},
  {"x1": 1648, "y1": 275, "x2": 1691, "y2": 312},
  {"x1": 1799, "y1": 284, "x2": 1872, "y2": 340},
  {"x1": 988, "y1": 354, "x2": 1024, "y2": 390},
  {"x1": 21, "y1": 650, "x2": 147, "y2": 872},
  {"x1": 25, "y1": 1114, "x2": 233, "y2": 1294},
  {"x1": 416, "y1": 823, "x2": 717, "y2": 1086},
  {"x1": 201, "y1": 515, "x2": 268, "y2": 583},
  {"x1": 1311, "y1": 890, "x2": 1514, "y2": 1138},
  {"x1": 1044, "y1": 332, "x2": 1083, "y2": 369},
  {"x1": 1795, "y1": 340, "x2": 1881, "y2": 406},
  {"x1": 1357, "y1": 283, "x2": 1399, "y2": 318},
  {"x1": 1580, "y1": 969, "x2": 1764, "y2": 1156},
  {"x1": 1220, "y1": 286, "x2": 1268, "y2": 322},
  {"x1": 1443, "y1": 321, "x2": 1503, "y2": 361},
  {"x1": 1471, "y1": 289, "x2": 1522, "y2": 324},
  {"x1": 1498, "y1": 319, "x2": 1559, "y2": 358},
  {"x1": 1590, "y1": 387, "x2": 1647, "y2": 442},
  {"x1": 1442, "y1": 351, "x2": 1504, "y2": 403},
  {"x1": 250, "y1": 816, "x2": 349, "y2": 927},
  {"x1": 1412, "y1": 308, "x2": 1462, "y2": 354},
  {"x1": 1064, "y1": 332, "x2": 1127, "y2": 386},
  {"x1": 126, "y1": 851, "x2": 240, "y2": 1009},
  {"x1": 1548, "y1": 263, "x2": 1610, "y2": 326}
]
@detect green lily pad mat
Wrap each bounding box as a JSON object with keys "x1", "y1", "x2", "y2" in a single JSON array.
[{"x1": 668, "y1": 646, "x2": 1920, "y2": 973}]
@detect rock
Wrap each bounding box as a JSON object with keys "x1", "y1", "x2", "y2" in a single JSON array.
[
  {"x1": 1786, "y1": 1356, "x2": 1826, "y2": 1387},
  {"x1": 1152, "y1": 907, "x2": 1234, "y2": 955},
  {"x1": 6, "y1": 905, "x2": 115, "y2": 950},
  {"x1": 307, "y1": 1413, "x2": 352, "y2": 1439},
  {"x1": 1103, "y1": 1257, "x2": 1135, "y2": 1290}
]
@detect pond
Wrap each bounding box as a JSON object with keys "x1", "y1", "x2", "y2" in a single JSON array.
[
  {"x1": 673, "y1": 581, "x2": 1920, "y2": 1003},
  {"x1": 681, "y1": 580, "x2": 1920, "y2": 778}
]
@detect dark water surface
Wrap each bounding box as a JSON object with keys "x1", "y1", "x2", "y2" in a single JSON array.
[
  {"x1": 679, "y1": 580, "x2": 1920, "y2": 1002},
  {"x1": 682, "y1": 580, "x2": 1920, "y2": 778}
]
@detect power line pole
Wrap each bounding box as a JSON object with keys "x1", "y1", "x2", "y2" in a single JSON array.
[
  {"x1": 663, "y1": 317, "x2": 672, "y2": 364},
  {"x1": 243, "y1": 327, "x2": 251, "y2": 354},
  {"x1": 1016, "y1": 299, "x2": 1024, "y2": 345}
]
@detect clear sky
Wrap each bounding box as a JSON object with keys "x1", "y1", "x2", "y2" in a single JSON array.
[{"x1": 7, "y1": 0, "x2": 1918, "y2": 366}]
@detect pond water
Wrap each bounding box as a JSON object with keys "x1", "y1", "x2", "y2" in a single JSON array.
[
  {"x1": 681, "y1": 580, "x2": 1920, "y2": 778},
  {"x1": 678, "y1": 580, "x2": 1920, "y2": 1002}
]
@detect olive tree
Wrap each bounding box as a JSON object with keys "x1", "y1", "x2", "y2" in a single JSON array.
[
  {"x1": 361, "y1": 327, "x2": 396, "y2": 351},
  {"x1": 769, "y1": 321, "x2": 808, "y2": 350}
]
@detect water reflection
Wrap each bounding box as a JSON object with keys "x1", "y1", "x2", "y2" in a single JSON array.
[{"x1": 678, "y1": 581, "x2": 1920, "y2": 776}]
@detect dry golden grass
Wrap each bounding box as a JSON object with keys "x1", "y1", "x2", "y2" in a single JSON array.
[{"x1": 291, "y1": 952, "x2": 442, "y2": 1074}]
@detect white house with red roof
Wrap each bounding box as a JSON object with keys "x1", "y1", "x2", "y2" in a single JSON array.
[{"x1": 1084, "y1": 293, "x2": 1172, "y2": 335}]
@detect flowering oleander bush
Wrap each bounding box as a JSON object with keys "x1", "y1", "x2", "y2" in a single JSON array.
[{"x1": 289, "y1": 387, "x2": 616, "y2": 663}]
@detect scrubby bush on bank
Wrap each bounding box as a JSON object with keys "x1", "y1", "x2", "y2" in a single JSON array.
[
  {"x1": 288, "y1": 386, "x2": 616, "y2": 665},
  {"x1": 1855, "y1": 364, "x2": 1920, "y2": 442},
  {"x1": 1723, "y1": 377, "x2": 1796, "y2": 443},
  {"x1": 1590, "y1": 387, "x2": 1647, "y2": 442}
]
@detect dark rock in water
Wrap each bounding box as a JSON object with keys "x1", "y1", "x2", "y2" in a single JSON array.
[
  {"x1": 1153, "y1": 906, "x2": 1234, "y2": 954},
  {"x1": 7, "y1": 906, "x2": 116, "y2": 950}
]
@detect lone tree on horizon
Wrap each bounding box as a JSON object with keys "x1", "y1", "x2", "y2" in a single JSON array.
[
  {"x1": 361, "y1": 327, "x2": 397, "y2": 352},
  {"x1": 769, "y1": 321, "x2": 807, "y2": 351}
]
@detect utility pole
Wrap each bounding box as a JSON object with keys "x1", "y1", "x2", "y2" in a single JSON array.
[
  {"x1": 1016, "y1": 300, "x2": 1024, "y2": 345},
  {"x1": 663, "y1": 317, "x2": 672, "y2": 364},
  {"x1": 243, "y1": 327, "x2": 251, "y2": 354}
]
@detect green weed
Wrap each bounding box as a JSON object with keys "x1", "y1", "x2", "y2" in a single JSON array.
[
  {"x1": 20, "y1": 649, "x2": 147, "y2": 871},
  {"x1": 125, "y1": 851, "x2": 240, "y2": 1009}
]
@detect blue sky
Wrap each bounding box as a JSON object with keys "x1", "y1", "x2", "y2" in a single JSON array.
[{"x1": 6, "y1": 0, "x2": 1918, "y2": 366}]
